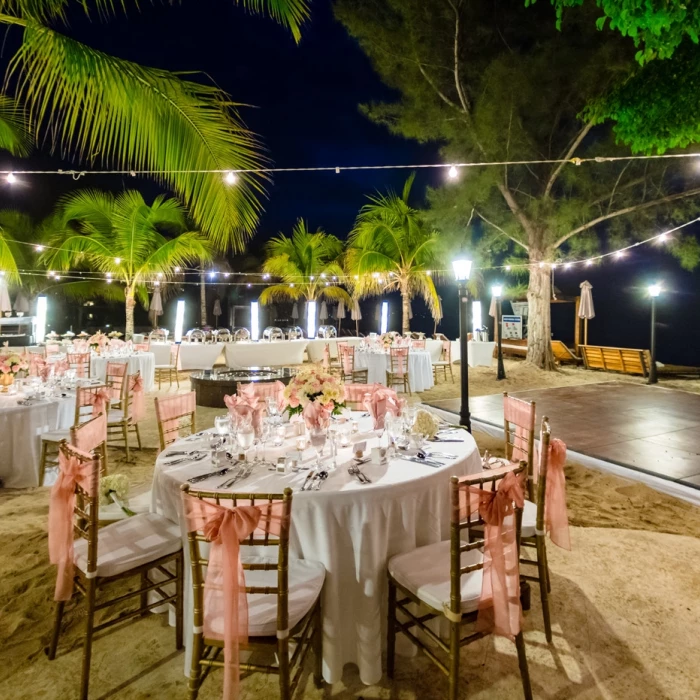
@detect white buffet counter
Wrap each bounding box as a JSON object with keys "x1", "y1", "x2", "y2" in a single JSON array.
[{"x1": 223, "y1": 340, "x2": 308, "y2": 368}]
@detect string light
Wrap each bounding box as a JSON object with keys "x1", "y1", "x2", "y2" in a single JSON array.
[
  {"x1": 114, "y1": 257, "x2": 121, "y2": 264},
  {"x1": 34, "y1": 245, "x2": 44, "y2": 252},
  {"x1": 174, "y1": 266, "x2": 180, "y2": 272},
  {"x1": 447, "y1": 165, "x2": 459, "y2": 180},
  {"x1": 224, "y1": 171, "x2": 237, "y2": 185},
  {"x1": 157, "y1": 272, "x2": 163, "y2": 278},
  {"x1": 6, "y1": 172, "x2": 15, "y2": 184}
]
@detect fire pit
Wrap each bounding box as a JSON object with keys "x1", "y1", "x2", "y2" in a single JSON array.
[{"x1": 189, "y1": 367, "x2": 296, "y2": 408}]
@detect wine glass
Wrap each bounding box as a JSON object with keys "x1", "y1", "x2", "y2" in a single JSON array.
[
  {"x1": 257, "y1": 420, "x2": 271, "y2": 465},
  {"x1": 237, "y1": 422, "x2": 255, "y2": 461},
  {"x1": 214, "y1": 415, "x2": 229, "y2": 445},
  {"x1": 309, "y1": 427, "x2": 327, "y2": 469},
  {"x1": 266, "y1": 396, "x2": 280, "y2": 420}
]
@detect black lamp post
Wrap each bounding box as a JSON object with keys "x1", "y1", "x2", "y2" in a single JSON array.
[
  {"x1": 453, "y1": 258, "x2": 472, "y2": 431},
  {"x1": 492, "y1": 284, "x2": 506, "y2": 380},
  {"x1": 648, "y1": 284, "x2": 660, "y2": 385}
]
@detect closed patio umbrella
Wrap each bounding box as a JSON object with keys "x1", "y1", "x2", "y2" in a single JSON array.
[
  {"x1": 320, "y1": 300, "x2": 328, "y2": 321},
  {"x1": 149, "y1": 288, "x2": 163, "y2": 328},
  {"x1": 351, "y1": 299, "x2": 362, "y2": 336},
  {"x1": 0, "y1": 281, "x2": 11, "y2": 314},
  {"x1": 213, "y1": 298, "x2": 222, "y2": 328},
  {"x1": 291, "y1": 302, "x2": 299, "y2": 320},
  {"x1": 13, "y1": 292, "x2": 30, "y2": 314},
  {"x1": 578, "y1": 280, "x2": 595, "y2": 345},
  {"x1": 336, "y1": 299, "x2": 346, "y2": 331},
  {"x1": 433, "y1": 296, "x2": 443, "y2": 335}
]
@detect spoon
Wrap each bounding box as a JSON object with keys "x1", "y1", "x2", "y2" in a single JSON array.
[{"x1": 314, "y1": 470, "x2": 328, "y2": 490}]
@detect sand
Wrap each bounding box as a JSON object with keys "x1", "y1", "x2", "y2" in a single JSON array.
[{"x1": 1, "y1": 359, "x2": 699, "y2": 699}]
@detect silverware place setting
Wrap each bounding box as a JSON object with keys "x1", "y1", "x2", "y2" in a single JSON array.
[
  {"x1": 165, "y1": 451, "x2": 207, "y2": 467},
  {"x1": 348, "y1": 459, "x2": 371, "y2": 484}
]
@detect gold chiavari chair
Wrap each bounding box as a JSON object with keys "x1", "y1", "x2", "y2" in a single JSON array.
[
  {"x1": 38, "y1": 384, "x2": 111, "y2": 485},
  {"x1": 386, "y1": 463, "x2": 532, "y2": 700},
  {"x1": 503, "y1": 392, "x2": 537, "y2": 497},
  {"x1": 47, "y1": 441, "x2": 183, "y2": 700},
  {"x1": 71, "y1": 411, "x2": 108, "y2": 475},
  {"x1": 520, "y1": 417, "x2": 554, "y2": 643},
  {"x1": 338, "y1": 343, "x2": 368, "y2": 383},
  {"x1": 134, "y1": 341, "x2": 150, "y2": 353},
  {"x1": 106, "y1": 373, "x2": 142, "y2": 461},
  {"x1": 433, "y1": 339, "x2": 455, "y2": 384},
  {"x1": 155, "y1": 343, "x2": 180, "y2": 389},
  {"x1": 181, "y1": 484, "x2": 324, "y2": 700},
  {"x1": 105, "y1": 360, "x2": 128, "y2": 409},
  {"x1": 66, "y1": 352, "x2": 91, "y2": 378},
  {"x1": 154, "y1": 392, "x2": 196, "y2": 452},
  {"x1": 386, "y1": 346, "x2": 410, "y2": 395}
]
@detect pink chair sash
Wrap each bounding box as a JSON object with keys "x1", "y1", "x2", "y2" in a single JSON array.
[
  {"x1": 539, "y1": 438, "x2": 570, "y2": 550},
  {"x1": 73, "y1": 339, "x2": 89, "y2": 353},
  {"x1": 48, "y1": 446, "x2": 96, "y2": 601},
  {"x1": 67, "y1": 352, "x2": 89, "y2": 378},
  {"x1": 339, "y1": 345, "x2": 354, "y2": 374},
  {"x1": 73, "y1": 412, "x2": 107, "y2": 453},
  {"x1": 182, "y1": 495, "x2": 287, "y2": 700},
  {"x1": 130, "y1": 374, "x2": 145, "y2": 423},
  {"x1": 106, "y1": 361, "x2": 127, "y2": 400},
  {"x1": 390, "y1": 347, "x2": 408, "y2": 376},
  {"x1": 441, "y1": 339, "x2": 451, "y2": 360},
  {"x1": 89, "y1": 387, "x2": 111, "y2": 417},
  {"x1": 134, "y1": 342, "x2": 150, "y2": 353},
  {"x1": 238, "y1": 381, "x2": 285, "y2": 410},
  {"x1": 322, "y1": 344, "x2": 330, "y2": 370},
  {"x1": 157, "y1": 392, "x2": 196, "y2": 442},
  {"x1": 364, "y1": 386, "x2": 400, "y2": 430},
  {"x1": 504, "y1": 396, "x2": 534, "y2": 461},
  {"x1": 46, "y1": 343, "x2": 61, "y2": 355},
  {"x1": 459, "y1": 470, "x2": 525, "y2": 640},
  {"x1": 28, "y1": 354, "x2": 46, "y2": 377}
]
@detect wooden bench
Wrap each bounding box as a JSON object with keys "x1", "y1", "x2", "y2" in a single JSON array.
[
  {"x1": 551, "y1": 340, "x2": 581, "y2": 365},
  {"x1": 580, "y1": 345, "x2": 650, "y2": 377}
]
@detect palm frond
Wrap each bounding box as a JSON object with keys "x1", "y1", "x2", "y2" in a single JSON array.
[
  {"x1": 258, "y1": 283, "x2": 302, "y2": 304},
  {"x1": 0, "y1": 94, "x2": 31, "y2": 156},
  {"x1": 51, "y1": 278, "x2": 125, "y2": 304},
  {"x1": 235, "y1": 0, "x2": 310, "y2": 42},
  {"x1": 9, "y1": 22, "x2": 266, "y2": 250},
  {"x1": 319, "y1": 285, "x2": 352, "y2": 304}
]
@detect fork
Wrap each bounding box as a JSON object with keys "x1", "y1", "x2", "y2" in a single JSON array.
[{"x1": 349, "y1": 462, "x2": 371, "y2": 484}]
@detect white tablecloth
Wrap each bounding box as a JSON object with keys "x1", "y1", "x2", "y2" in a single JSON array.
[
  {"x1": 90, "y1": 352, "x2": 155, "y2": 392},
  {"x1": 176, "y1": 343, "x2": 225, "y2": 370},
  {"x1": 354, "y1": 349, "x2": 434, "y2": 392},
  {"x1": 305, "y1": 337, "x2": 363, "y2": 363},
  {"x1": 223, "y1": 340, "x2": 308, "y2": 369},
  {"x1": 151, "y1": 413, "x2": 481, "y2": 685},
  {"x1": 0, "y1": 392, "x2": 75, "y2": 488},
  {"x1": 467, "y1": 341, "x2": 495, "y2": 367}
]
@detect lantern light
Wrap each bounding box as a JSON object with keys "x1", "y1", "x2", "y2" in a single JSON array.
[
  {"x1": 251, "y1": 301, "x2": 260, "y2": 340},
  {"x1": 174, "y1": 300, "x2": 186, "y2": 342}
]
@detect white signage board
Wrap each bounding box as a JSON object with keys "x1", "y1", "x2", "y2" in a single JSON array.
[{"x1": 502, "y1": 315, "x2": 523, "y2": 340}]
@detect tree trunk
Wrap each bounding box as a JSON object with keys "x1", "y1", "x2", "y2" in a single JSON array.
[
  {"x1": 125, "y1": 291, "x2": 136, "y2": 340},
  {"x1": 525, "y1": 260, "x2": 556, "y2": 370},
  {"x1": 401, "y1": 289, "x2": 410, "y2": 334},
  {"x1": 200, "y1": 271, "x2": 207, "y2": 327}
]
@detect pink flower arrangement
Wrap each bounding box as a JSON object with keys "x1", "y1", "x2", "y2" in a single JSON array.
[
  {"x1": 379, "y1": 331, "x2": 400, "y2": 348},
  {"x1": 88, "y1": 331, "x2": 108, "y2": 350},
  {"x1": 0, "y1": 353, "x2": 29, "y2": 375},
  {"x1": 283, "y1": 366, "x2": 346, "y2": 419}
]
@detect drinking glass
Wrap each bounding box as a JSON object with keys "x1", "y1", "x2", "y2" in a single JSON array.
[
  {"x1": 309, "y1": 427, "x2": 327, "y2": 469},
  {"x1": 266, "y1": 397, "x2": 280, "y2": 419},
  {"x1": 214, "y1": 415, "x2": 229, "y2": 444},
  {"x1": 257, "y1": 420, "x2": 271, "y2": 465},
  {"x1": 237, "y1": 423, "x2": 255, "y2": 461},
  {"x1": 273, "y1": 424, "x2": 286, "y2": 447}
]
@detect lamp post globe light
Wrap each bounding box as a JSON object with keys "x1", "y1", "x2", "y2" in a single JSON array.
[
  {"x1": 492, "y1": 284, "x2": 506, "y2": 381},
  {"x1": 648, "y1": 284, "x2": 661, "y2": 385},
  {"x1": 452, "y1": 258, "x2": 472, "y2": 431}
]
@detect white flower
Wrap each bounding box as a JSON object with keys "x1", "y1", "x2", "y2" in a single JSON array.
[
  {"x1": 99, "y1": 474, "x2": 130, "y2": 506},
  {"x1": 411, "y1": 409, "x2": 440, "y2": 439}
]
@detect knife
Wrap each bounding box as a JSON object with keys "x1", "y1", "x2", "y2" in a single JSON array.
[
  {"x1": 301, "y1": 470, "x2": 317, "y2": 491},
  {"x1": 400, "y1": 456, "x2": 443, "y2": 468},
  {"x1": 188, "y1": 467, "x2": 232, "y2": 484},
  {"x1": 428, "y1": 438, "x2": 464, "y2": 443}
]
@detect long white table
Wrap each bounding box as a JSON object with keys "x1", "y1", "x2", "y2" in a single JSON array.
[
  {"x1": 354, "y1": 349, "x2": 434, "y2": 392},
  {"x1": 223, "y1": 340, "x2": 307, "y2": 368},
  {"x1": 0, "y1": 392, "x2": 74, "y2": 488},
  {"x1": 90, "y1": 352, "x2": 155, "y2": 392},
  {"x1": 149, "y1": 342, "x2": 225, "y2": 371},
  {"x1": 151, "y1": 413, "x2": 481, "y2": 685}
]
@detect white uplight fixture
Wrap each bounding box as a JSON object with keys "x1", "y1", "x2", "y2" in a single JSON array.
[
  {"x1": 649, "y1": 284, "x2": 661, "y2": 298},
  {"x1": 225, "y1": 171, "x2": 238, "y2": 185},
  {"x1": 452, "y1": 258, "x2": 472, "y2": 281},
  {"x1": 307, "y1": 300, "x2": 317, "y2": 339},
  {"x1": 251, "y1": 301, "x2": 260, "y2": 340},
  {"x1": 174, "y1": 299, "x2": 186, "y2": 343},
  {"x1": 36, "y1": 296, "x2": 47, "y2": 343},
  {"x1": 380, "y1": 301, "x2": 389, "y2": 334},
  {"x1": 491, "y1": 284, "x2": 503, "y2": 298}
]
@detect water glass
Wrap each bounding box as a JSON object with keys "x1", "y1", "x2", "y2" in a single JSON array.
[
  {"x1": 215, "y1": 415, "x2": 229, "y2": 443},
  {"x1": 309, "y1": 427, "x2": 327, "y2": 469},
  {"x1": 273, "y1": 424, "x2": 286, "y2": 447},
  {"x1": 237, "y1": 423, "x2": 255, "y2": 460}
]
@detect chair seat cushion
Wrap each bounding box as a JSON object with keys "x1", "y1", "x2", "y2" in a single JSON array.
[
  {"x1": 74, "y1": 512, "x2": 181, "y2": 578},
  {"x1": 520, "y1": 499, "x2": 537, "y2": 538},
  {"x1": 388, "y1": 540, "x2": 483, "y2": 614},
  {"x1": 155, "y1": 364, "x2": 176, "y2": 370},
  {"x1": 41, "y1": 429, "x2": 70, "y2": 442},
  {"x1": 108, "y1": 409, "x2": 128, "y2": 425},
  {"x1": 433, "y1": 361, "x2": 450, "y2": 367},
  {"x1": 207, "y1": 556, "x2": 325, "y2": 638}
]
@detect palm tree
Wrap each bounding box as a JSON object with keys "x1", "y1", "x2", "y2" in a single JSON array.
[
  {"x1": 346, "y1": 174, "x2": 443, "y2": 333},
  {"x1": 0, "y1": 1, "x2": 311, "y2": 250},
  {"x1": 259, "y1": 220, "x2": 351, "y2": 311},
  {"x1": 41, "y1": 189, "x2": 213, "y2": 338}
]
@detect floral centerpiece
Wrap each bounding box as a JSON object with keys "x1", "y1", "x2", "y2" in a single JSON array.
[
  {"x1": 108, "y1": 331, "x2": 123, "y2": 339},
  {"x1": 411, "y1": 409, "x2": 440, "y2": 440},
  {"x1": 99, "y1": 474, "x2": 135, "y2": 516},
  {"x1": 0, "y1": 353, "x2": 29, "y2": 390},
  {"x1": 283, "y1": 366, "x2": 346, "y2": 428},
  {"x1": 88, "y1": 331, "x2": 109, "y2": 353},
  {"x1": 379, "y1": 331, "x2": 400, "y2": 348}
]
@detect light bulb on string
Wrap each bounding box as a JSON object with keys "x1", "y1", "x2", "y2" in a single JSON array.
[
  {"x1": 321, "y1": 273, "x2": 326, "y2": 278},
  {"x1": 6, "y1": 172, "x2": 16, "y2": 184},
  {"x1": 658, "y1": 232, "x2": 668, "y2": 242},
  {"x1": 34, "y1": 245, "x2": 44, "y2": 252},
  {"x1": 247, "y1": 283, "x2": 251, "y2": 288},
  {"x1": 114, "y1": 257, "x2": 121, "y2": 265},
  {"x1": 157, "y1": 272, "x2": 163, "y2": 278},
  {"x1": 505, "y1": 265, "x2": 511, "y2": 271},
  {"x1": 154, "y1": 280, "x2": 160, "y2": 287},
  {"x1": 586, "y1": 259, "x2": 593, "y2": 266},
  {"x1": 310, "y1": 275, "x2": 315, "y2": 281},
  {"x1": 289, "y1": 282, "x2": 294, "y2": 288},
  {"x1": 447, "y1": 165, "x2": 459, "y2": 180},
  {"x1": 615, "y1": 251, "x2": 624, "y2": 259},
  {"x1": 263, "y1": 273, "x2": 270, "y2": 280},
  {"x1": 174, "y1": 266, "x2": 180, "y2": 273},
  {"x1": 224, "y1": 171, "x2": 237, "y2": 185},
  {"x1": 565, "y1": 263, "x2": 572, "y2": 269}
]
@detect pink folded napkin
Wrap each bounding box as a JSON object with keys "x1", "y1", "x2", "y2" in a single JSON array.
[{"x1": 364, "y1": 387, "x2": 400, "y2": 430}]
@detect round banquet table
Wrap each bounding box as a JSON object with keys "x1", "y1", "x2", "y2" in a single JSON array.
[
  {"x1": 90, "y1": 352, "x2": 155, "y2": 392},
  {"x1": 0, "y1": 391, "x2": 75, "y2": 488},
  {"x1": 354, "y1": 349, "x2": 434, "y2": 392},
  {"x1": 150, "y1": 413, "x2": 481, "y2": 684}
]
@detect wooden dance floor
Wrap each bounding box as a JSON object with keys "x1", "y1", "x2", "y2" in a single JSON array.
[{"x1": 425, "y1": 382, "x2": 700, "y2": 490}]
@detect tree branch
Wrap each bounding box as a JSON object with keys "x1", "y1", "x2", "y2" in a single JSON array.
[
  {"x1": 553, "y1": 187, "x2": 700, "y2": 249},
  {"x1": 476, "y1": 208, "x2": 529, "y2": 251},
  {"x1": 417, "y1": 62, "x2": 462, "y2": 112},
  {"x1": 497, "y1": 182, "x2": 536, "y2": 243},
  {"x1": 447, "y1": 0, "x2": 471, "y2": 114},
  {"x1": 544, "y1": 121, "x2": 593, "y2": 198}
]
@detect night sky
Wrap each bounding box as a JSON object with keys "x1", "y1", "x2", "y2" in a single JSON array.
[{"x1": 0, "y1": 0, "x2": 697, "y2": 364}]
